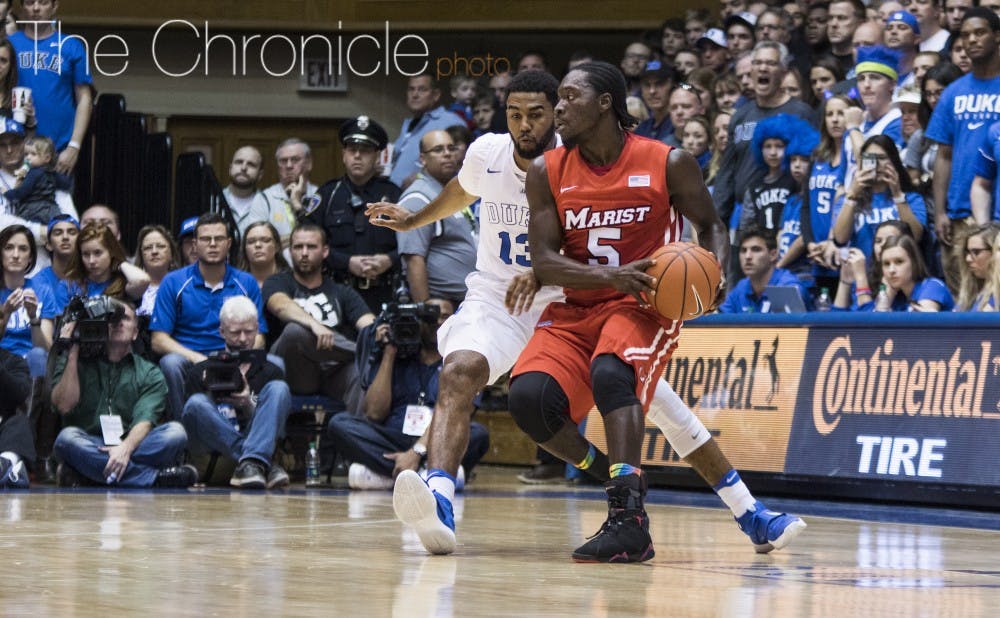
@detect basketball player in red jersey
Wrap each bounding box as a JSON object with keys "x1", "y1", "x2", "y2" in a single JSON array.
[{"x1": 509, "y1": 62, "x2": 805, "y2": 563}]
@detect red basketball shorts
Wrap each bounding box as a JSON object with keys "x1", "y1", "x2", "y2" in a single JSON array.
[{"x1": 512, "y1": 297, "x2": 681, "y2": 424}]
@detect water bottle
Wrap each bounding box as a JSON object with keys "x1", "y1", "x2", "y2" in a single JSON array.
[
  {"x1": 305, "y1": 441, "x2": 322, "y2": 487},
  {"x1": 217, "y1": 403, "x2": 240, "y2": 432},
  {"x1": 815, "y1": 287, "x2": 831, "y2": 312},
  {"x1": 875, "y1": 284, "x2": 890, "y2": 312}
]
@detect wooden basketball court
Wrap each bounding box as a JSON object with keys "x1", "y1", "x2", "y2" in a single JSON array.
[{"x1": 2, "y1": 467, "x2": 998, "y2": 616}]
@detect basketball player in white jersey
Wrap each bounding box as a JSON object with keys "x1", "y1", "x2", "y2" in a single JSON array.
[{"x1": 366, "y1": 70, "x2": 804, "y2": 557}]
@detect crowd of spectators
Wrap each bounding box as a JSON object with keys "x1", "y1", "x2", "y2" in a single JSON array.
[{"x1": 3, "y1": 0, "x2": 1000, "y2": 488}]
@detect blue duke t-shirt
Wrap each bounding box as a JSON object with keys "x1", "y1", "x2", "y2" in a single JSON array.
[
  {"x1": 972, "y1": 120, "x2": 1000, "y2": 218},
  {"x1": 0, "y1": 278, "x2": 58, "y2": 356},
  {"x1": 925, "y1": 74, "x2": 1000, "y2": 220},
  {"x1": 890, "y1": 277, "x2": 955, "y2": 312},
  {"x1": 831, "y1": 191, "x2": 926, "y2": 258},
  {"x1": 10, "y1": 31, "x2": 93, "y2": 150}
]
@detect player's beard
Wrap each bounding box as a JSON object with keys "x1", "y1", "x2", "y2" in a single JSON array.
[{"x1": 513, "y1": 124, "x2": 556, "y2": 160}]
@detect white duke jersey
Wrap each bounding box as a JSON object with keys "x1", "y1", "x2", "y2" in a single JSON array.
[{"x1": 458, "y1": 132, "x2": 544, "y2": 282}]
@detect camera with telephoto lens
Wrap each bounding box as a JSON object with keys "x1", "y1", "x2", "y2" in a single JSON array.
[
  {"x1": 378, "y1": 288, "x2": 441, "y2": 359},
  {"x1": 58, "y1": 295, "x2": 126, "y2": 357},
  {"x1": 202, "y1": 349, "x2": 265, "y2": 396}
]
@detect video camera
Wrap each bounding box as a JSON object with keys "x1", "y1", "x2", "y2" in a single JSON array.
[
  {"x1": 57, "y1": 295, "x2": 126, "y2": 358},
  {"x1": 202, "y1": 349, "x2": 266, "y2": 396},
  {"x1": 378, "y1": 288, "x2": 441, "y2": 359}
]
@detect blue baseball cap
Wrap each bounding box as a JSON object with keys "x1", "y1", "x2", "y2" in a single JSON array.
[
  {"x1": 178, "y1": 216, "x2": 198, "y2": 239},
  {"x1": 0, "y1": 117, "x2": 24, "y2": 136},
  {"x1": 886, "y1": 10, "x2": 920, "y2": 35},
  {"x1": 47, "y1": 213, "x2": 79, "y2": 236}
]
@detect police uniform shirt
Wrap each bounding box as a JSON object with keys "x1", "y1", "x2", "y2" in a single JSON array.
[{"x1": 305, "y1": 175, "x2": 402, "y2": 279}]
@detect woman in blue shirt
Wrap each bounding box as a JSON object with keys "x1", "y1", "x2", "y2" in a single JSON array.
[
  {"x1": 58, "y1": 223, "x2": 149, "y2": 308},
  {"x1": 832, "y1": 135, "x2": 926, "y2": 259},
  {"x1": 875, "y1": 235, "x2": 954, "y2": 312},
  {"x1": 0, "y1": 225, "x2": 57, "y2": 367},
  {"x1": 803, "y1": 95, "x2": 861, "y2": 290},
  {"x1": 955, "y1": 222, "x2": 1000, "y2": 311},
  {"x1": 833, "y1": 220, "x2": 913, "y2": 310}
]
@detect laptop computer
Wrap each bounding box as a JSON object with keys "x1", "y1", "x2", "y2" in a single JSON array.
[{"x1": 764, "y1": 285, "x2": 808, "y2": 314}]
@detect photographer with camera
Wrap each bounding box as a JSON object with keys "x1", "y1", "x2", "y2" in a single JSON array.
[
  {"x1": 50, "y1": 299, "x2": 196, "y2": 488},
  {"x1": 0, "y1": 347, "x2": 35, "y2": 488},
  {"x1": 326, "y1": 297, "x2": 489, "y2": 489},
  {"x1": 265, "y1": 223, "x2": 375, "y2": 412},
  {"x1": 181, "y1": 296, "x2": 291, "y2": 489}
]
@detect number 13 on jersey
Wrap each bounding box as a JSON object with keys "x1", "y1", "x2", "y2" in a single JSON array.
[{"x1": 498, "y1": 231, "x2": 531, "y2": 266}]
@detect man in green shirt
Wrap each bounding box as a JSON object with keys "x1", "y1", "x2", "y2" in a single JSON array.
[{"x1": 51, "y1": 300, "x2": 197, "y2": 488}]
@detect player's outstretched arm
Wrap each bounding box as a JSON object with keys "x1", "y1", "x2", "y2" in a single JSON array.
[
  {"x1": 365, "y1": 177, "x2": 477, "y2": 232},
  {"x1": 526, "y1": 156, "x2": 654, "y2": 305},
  {"x1": 667, "y1": 148, "x2": 730, "y2": 305}
]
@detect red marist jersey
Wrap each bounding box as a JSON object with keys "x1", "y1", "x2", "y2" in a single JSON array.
[{"x1": 543, "y1": 132, "x2": 682, "y2": 306}]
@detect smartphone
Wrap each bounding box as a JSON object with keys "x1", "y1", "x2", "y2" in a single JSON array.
[{"x1": 861, "y1": 154, "x2": 877, "y2": 172}]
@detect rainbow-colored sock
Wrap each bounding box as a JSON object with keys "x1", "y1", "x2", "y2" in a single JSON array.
[
  {"x1": 575, "y1": 445, "x2": 596, "y2": 470},
  {"x1": 609, "y1": 463, "x2": 641, "y2": 478}
]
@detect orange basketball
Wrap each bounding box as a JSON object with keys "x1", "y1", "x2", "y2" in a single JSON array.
[{"x1": 645, "y1": 242, "x2": 721, "y2": 322}]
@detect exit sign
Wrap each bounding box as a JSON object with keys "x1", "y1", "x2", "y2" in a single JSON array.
[{"x1": 299, "y1": 57, "x2": 349, "y2": 92}]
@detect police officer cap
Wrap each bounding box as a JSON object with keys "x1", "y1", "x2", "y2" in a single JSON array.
[{"x1": 339, "y1": 116, "x2": 388, "y2": 150}]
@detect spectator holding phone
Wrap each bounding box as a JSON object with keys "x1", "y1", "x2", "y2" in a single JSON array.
[{"x1": 831, "y1": 135, "x2": 926, "y2": 260}]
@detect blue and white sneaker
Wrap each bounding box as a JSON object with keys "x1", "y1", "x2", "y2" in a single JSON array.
[
  {"x1": 393, "y1": 469, "x2": 456, "y2": 555},
  {"x1": 736, "y1": 500, "x2": 806, "y2": 553},
  {"x1": 0, "y1": 459, "x2": 29, "y2": 489}
]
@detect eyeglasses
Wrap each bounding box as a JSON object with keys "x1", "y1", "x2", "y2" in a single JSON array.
[
  {"x1": 677, "y1": 82, "x2": 704, "y2": 96},
  {"x1": 966, "y1": 247, "x2": 990, "y2": 257},
  {"x1": 197, "y1": 235, "x2": 228, "y2": 245},
  {"x1": 421, "y1": 145, "x2": 460, "y2": 155}
]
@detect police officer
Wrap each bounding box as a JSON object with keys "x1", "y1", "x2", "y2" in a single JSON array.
[{"x1": 302, "y1": 116, "x2": 403, "y2": 313}]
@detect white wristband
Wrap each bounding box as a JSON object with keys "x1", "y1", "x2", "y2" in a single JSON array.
[{"x1": 67, "y1": 140, "x2": 81, "y2": 150}]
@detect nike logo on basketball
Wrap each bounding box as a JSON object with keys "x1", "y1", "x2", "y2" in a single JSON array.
[
  {"x1": 688, "y1": 285, "x2": 705, "y2": 318},
  {"x1": 560, "y1": 185, "x2": 578, "y2": 193},
  {"x1": 968, "y1": 122, "x2": 985, "y2": 130}
]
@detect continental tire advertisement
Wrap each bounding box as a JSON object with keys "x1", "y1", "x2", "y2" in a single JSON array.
[
  {"x1": 585, "y1": 326, "x2": 1000, "y2": 488},
  {"x1": 786, "y1": 330, "x2": 1000, "y2": 487}
]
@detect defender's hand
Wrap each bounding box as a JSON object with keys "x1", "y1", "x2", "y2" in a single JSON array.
[
  {"x1": 505, "y1": 271, "x2": 540, "y2": 315},
  {"x1": 366, "y1": 202, "x2": 414, "y2": 231}
]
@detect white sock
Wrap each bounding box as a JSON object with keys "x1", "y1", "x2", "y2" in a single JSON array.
[
  {"x1": 427, "y1": 470, "x2": 456, "y2": 504},
  {"x1": 713, "y1": 470, "x2": 757, "y2": 518},
  {"x1": 0, "y1": 452, "x2": 20, "y2": 466}
]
